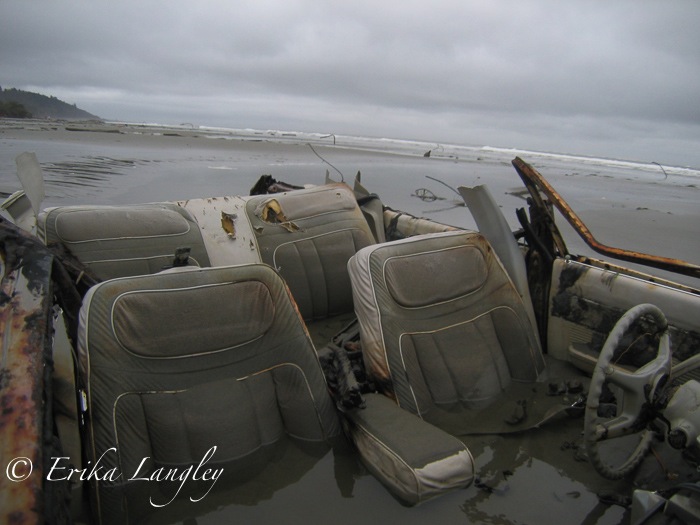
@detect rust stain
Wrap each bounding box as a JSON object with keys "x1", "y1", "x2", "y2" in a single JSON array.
[
  {"x1": 0, "y1": 218, "x2": 54, "y2": 524},
  {"x1": 512, "y1": 157, "x2": 700, "y2": 280}
]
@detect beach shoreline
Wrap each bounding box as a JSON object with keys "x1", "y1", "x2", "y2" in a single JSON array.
[
  {"x1": 5, "y1": 118, "x2": 699, "y2": 174},
  {"x1": 1, "y1": 118, "x2": 698, "y2": 286}
]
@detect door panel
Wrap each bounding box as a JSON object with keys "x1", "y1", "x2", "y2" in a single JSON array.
[{"x1": 547, "y1": 258, "x2": 700, "y2": 375}]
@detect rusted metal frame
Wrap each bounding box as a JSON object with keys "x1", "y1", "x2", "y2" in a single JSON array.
[
  {"x1": 512, "y1": 159, "x2": 570, "y2": 258},
  {"x1": 512, "y1": 157, "x2": 700, "y2": 280},
  {"x1": 0, "y1": 217, "x2": 55, "y2": 524}
]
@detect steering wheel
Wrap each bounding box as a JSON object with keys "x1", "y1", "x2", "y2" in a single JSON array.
[{"x1": 584, "y1": 303, "x2": 671, "y2": 479}]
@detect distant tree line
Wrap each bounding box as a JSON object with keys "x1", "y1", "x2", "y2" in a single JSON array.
[
  {"x1": 0, "y1": 87, "x2": 100, "y2": 120},
  {"x1": 0, "y1": 100, "x2": 32, "y2": 118}
]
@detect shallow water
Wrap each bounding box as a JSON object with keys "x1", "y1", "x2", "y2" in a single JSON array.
[{"x1": 135, "y1": 424, "x2": 630, "y2": 525}]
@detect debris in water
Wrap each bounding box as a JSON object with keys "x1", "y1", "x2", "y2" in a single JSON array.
[
  {"x1": 548, "y1": 382, "x2": 567, "y2": 396},
  {"x1": 474, "y1": 478, "x2": 494, "y2": 493},
  {"x1": 412, "y1": 188, "x2": 441, "y2": 202},
  {"x1": 598, "y1": 492, "x2": 632, "y2": 507},
  {"x1": 504, "y1": 399, "x2": 528, "y2": 425},
  {"x1": 567, "y1": 379, "x2": 584, "y2": 393}
]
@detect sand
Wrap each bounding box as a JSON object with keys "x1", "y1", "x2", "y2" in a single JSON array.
[{"x1": 1, "y1": 118, "x2": 698, "y2": 286}]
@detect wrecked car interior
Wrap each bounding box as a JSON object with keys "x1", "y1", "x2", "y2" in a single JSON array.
[{"x1": 1, "y1": 155, "x2": 699, "y2": 524}]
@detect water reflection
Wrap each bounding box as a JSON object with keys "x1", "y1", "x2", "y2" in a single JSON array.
[
  {"x1": 40, "y1": 155, "x2": 156, "y2": 197},
  {"x1": 141, "y1": 437, "x2": 473, "y2": 525},
  {"x1": 140, "y1": 438, "x2": 349, "y2": 524},
  {"x1": 462, "y1": 436, "x2": 627, "y2": 524},
  {"x1": 132, "y1": 417, "x2": 633, "y2": 525}
]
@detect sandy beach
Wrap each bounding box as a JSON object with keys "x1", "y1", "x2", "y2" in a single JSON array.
[{"x1": 1, "y1": 119, "x2": 698, "y2": 286}]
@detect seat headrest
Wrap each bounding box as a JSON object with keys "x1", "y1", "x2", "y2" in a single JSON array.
[{"x1": 382, "y1": 238, "x2": 489, "y2": 308}]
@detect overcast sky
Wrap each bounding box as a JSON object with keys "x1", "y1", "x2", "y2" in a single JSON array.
[{"x1": 2, "y1": 1, "x2": 699, "y2": 167}]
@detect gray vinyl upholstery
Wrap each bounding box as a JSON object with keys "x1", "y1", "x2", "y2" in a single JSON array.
[
  {"x1": 246, "y1": 183, "x2": 374, "y2": 321},
  {"x1": 346, "y1": 393, "x2": 474, "y2": 506},
  {"x1": 39, "y1": 203, "x2": 210, "y2": 279},
  {"x1": 348, "y1": 230, "x2": 545, "y2": 432},
  {"x1": 78, "y1": 264, "x2": 341, "y2": 524}
]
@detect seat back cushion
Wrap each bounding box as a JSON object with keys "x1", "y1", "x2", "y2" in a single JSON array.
[
  {"x1": 246, "y1": 183, "x2": 374, "y2": 320},
  {"x1": 348, "y1": 231, "x2": 545, "y2": 427},
  {"x1": 78, "y1": 264, "x2": 340, "y2": 524},
  {"x1": 39, "y1": 203, "x2": 211, "y2": 280}
]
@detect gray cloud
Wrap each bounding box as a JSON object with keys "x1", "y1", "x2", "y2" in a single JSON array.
[{"x1": 2, "y1": 0, "x2": 699, "y2": 166}]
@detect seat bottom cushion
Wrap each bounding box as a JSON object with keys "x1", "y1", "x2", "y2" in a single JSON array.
[{"x1": 346, "y1": 393, "x2": 474, "y2": 506}]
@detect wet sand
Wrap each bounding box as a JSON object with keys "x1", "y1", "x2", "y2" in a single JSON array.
[{"x1": 1, "y1": 118, "x2": 698, "y2": 285}]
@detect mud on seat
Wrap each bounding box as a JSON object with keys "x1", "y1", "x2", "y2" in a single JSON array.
[
  {"x1": 39, "y1": 203, "x2": 210, "y2": 280},
  {"x1": 348, "y1": 230, "x2": 546, "y2": 434},
  {"x1": 346, "y1": 393, "x2": 474, "y2": 506},
  {"x1": 246, "y1": 183, "x2": 374, "y2": 321},
  {"x1": 77, "y1": 264, "x2": 341, "y2": 524}
]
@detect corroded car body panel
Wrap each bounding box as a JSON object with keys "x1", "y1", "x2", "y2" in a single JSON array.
[
  {"x1": 0, "y1": 218, "x2": 57, "y2": 524},
  {"x1": 548, "y1": 259, "x2": 700, "y2": 372}
]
